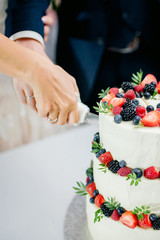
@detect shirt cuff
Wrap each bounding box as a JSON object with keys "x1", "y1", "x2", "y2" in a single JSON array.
[{"x1": 10, "y1": 30, "x2": 44, "y2": 45}]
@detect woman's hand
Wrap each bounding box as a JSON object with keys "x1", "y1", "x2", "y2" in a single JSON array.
[{"x1": 31, "y1": 60, "x2": 79, "y2": 125}]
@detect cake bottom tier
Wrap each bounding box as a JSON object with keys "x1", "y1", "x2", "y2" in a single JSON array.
[{"x1": 86, "y1": 195, "x2": 160, "y2": 240}]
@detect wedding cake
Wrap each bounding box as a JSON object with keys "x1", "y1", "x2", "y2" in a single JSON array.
[{"x1": 74, "y1": 70, "x2": 160, "y2": 240}]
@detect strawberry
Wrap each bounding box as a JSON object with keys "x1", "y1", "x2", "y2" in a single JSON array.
[
  {"x1": 102, "y1": 93, "x2": 115, "y2": 104},
  {"x1": 109, "y1": 87, "x2": 119, "y2": 96},
  {"x1": 134, "y1": 85, "x2": 144, "y2": 93},
  {"x1": 141, "y1": 74, "x2": 157, "y2": 87},
  {"x1": 144, "y1": 166, "x2": 160, "y2": 179},
  {"x1": 112, "y1": 106, "x2": 122, "y2": 115},
  {"x1": 111, "y1": 209, "x2": 121, "y2": 221},
  {"x1": 141, "y1": 110, "x2": 160, "y2": 127},
  {"x1": 138, "y1": 214, "x2": 152, "y2": 228},
  {"x1": 120, "y1": 211, "x2": 138, "y2": 229},
  {"x1": 136, "y1": 106, "x2": 146, "y2": 118},
  {"x1": 110, "y1": 97, "x2": 126, "y2": 107},
  {"x1": 156, "y1": 81, "x2": 160, "y2": 93},
  {"x1": 117, "y1": 167, "x2": 132, "y2": 176},
  {"x1": 124, "y1": 90, "x2": 136, "y2": 100},
  {"x1": 86, "y1": 182, "x2": 96, "y2": 197},
  {"x1": 94, "y1": 194, "x2": 105, "y2": 208},
  {"x1": 99, "y1": 151, "x2": 113, "y2": 166}
]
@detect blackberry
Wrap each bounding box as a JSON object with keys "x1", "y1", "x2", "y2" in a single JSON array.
[
  {"x1": 108, "y1": 160, "x2": 120, "y2": 173},
  {"x1": 152, "y1": 217, "x2": 160, "y2": 230},
  {"x1": 120, "y1": 106, "x2": 136, "y2": 121},
  {"x1": 121, "y1": 82, "x2": 134, "y2": 92},
  {"x1": 143, "y1": 84, "x2": 155, "y2": 95},
  {"x1": 101, "y1": 203, "x2": 113, "y2": 217}
]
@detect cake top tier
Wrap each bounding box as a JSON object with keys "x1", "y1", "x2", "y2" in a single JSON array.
[{"x1": 94, "y1": 70, "x2": 160, "y2": 128}]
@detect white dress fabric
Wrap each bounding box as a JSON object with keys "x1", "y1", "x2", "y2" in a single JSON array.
[{"x1": 0, "y1": 0, "x2": 70, "y2": 152}]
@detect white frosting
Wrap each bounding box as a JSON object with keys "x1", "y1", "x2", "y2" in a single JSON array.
[
  {"x1": 86, "y1": 195, "x2": 160, "y2": 240},
  {"x1": 99, "y1": 112, "x2": 160, "y2": 168}
]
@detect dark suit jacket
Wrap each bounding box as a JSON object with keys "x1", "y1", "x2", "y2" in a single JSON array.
[
  {"x1": 5, "y1": 0, "x2": 50, "y2": 38},
  {"x1": 56, "y1": 0, "x2": 160, "y2": 103}
]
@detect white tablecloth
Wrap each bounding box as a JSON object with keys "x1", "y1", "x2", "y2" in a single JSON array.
[{"x1": 0, "y1": 124, "x2": 98, "y2": 240}]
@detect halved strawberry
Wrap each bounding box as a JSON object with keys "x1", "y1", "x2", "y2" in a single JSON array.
[
  {"x1": 120, "y1": 211, "x2": 138, "y2": 229},
  {"x1": 156, "y1": 82, "x2": 160, "y2": 93},
  {"x1": 138, "y1": 214, "x2": 152, "y2": 228},
  {"x1": 86, "y1": 182, "x2": 96, "y2": 197},
  {"x1": 102, "y1": 93, "x2": 115, "y2": 103},
  {"x1": 111, "y1": 209, "x2": 121, "y2": 221},
  {"x1": 144, "y1": 166, "x2": 160, "y2": 179},
  {"x1": 109, "y1": 87, "x2": 119, "y2": 96},
  {"x1": 117, "y1": 167, "x2": 132, "y2": 176},
  {"x1": 110, "y1": 97, "x2": 126, "y2": 107},
  {"x1": 94, "y1": 194, "x2": 105, "y2": 208},
  {"x1": 141, "y1": 74, "x2": 157, "y2": 87},
  {"x1": 124, "y1": 90, "x2": 136, "y2": 100},
  {"x1": 99, "y1": 151, "x2": 113, "y2": 166},
  {"x1": 141, "y1": 110, "x2": 160, "y2": 127}
]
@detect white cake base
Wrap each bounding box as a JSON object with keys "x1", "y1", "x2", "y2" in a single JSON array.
[{"x1": 86, "y1": 195, "x2": 160, "y2": 240}]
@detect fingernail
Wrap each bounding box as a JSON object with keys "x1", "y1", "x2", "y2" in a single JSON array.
[{"x1": 41, "y1": 16, "x2": 47, "y2": 23}]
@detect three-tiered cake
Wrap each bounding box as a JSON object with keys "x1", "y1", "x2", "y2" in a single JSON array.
[{"x1": 74, "y1": 70, "x2": 160, "y2": 240}]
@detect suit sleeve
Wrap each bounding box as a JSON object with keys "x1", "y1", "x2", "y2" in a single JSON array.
[{"x1": 5, "y1": 0, "x2": 50, "y2": 38}]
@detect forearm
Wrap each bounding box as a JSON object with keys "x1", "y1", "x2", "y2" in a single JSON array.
[{"x1": 0, "y1": 34, "x2": 41, "y2": 82}]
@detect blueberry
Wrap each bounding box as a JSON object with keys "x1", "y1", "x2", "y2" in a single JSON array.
[
  {"x1": 119, "y1": 160, "x2": 126, "y2": 168},
  {"x1": 93, "y1": 132, "x2": 100, "y2": 143},
  {"x1": 131, "y1": 168, "x2": 143, "y2": 178},
  {"x1": 117, "y1": 207, "x2": 126, "y2": 216},
  {"x1": 135, "y1": 92, "x2": 140, "y2": 98},
  {"x1": 133, "y1": 115, "x2": 141, "y2": 125},
  {"x1": 89, "y1": 197, "x2": 95, "y2": 204},
  {"x1": 132, "y1": 99, "x2": 139, "y2": 106},
  {"x1": 96, "y1": 148, "x2": 106, "y2": 158},
  {"x1": 146, "y1": 105, "x2": 154, "y2": 112},
  {"x1": 139, "y1": 91, "x2": 144, "y2": 98},
  {"x1": 151, "y1": 81, "x2": 157, "y2": 87},
  {"x1": 144, "y1": 92, "x2": 151, "y2": 99},
  {"x1": 88, "y1": 174, "x2": 94, "y2": 182},
  {"x1": 149, "y1": 214, "x2": 158, "y2": 222},
  {"x1": 93, "y1": 189, "x2": 99, "y2": 197},
  {"x1": 116, "y1": 93, "x2": 124, "y2": 98},
  {"x1": 114, "y1": 114, "x2": 122, "y2": 124},
  {"x1": 157, "y1": 103, "x2": 160, "y2": 109}
]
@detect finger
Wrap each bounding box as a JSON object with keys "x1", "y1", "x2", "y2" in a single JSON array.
[
  {"x1": 42, "y1": 15, "x2": 54, "y2": 26},
  {"x1": 47, "y1": 104, "x2": 59, "y2": 124},
  {"x1": 44, "y1": 25, "x2": 50, "y2": 39},
  {"x1": 68, "y1": 108, "x2": 79, "y2": 125},
  {"x1": 57, "y1": 109, "x2": 68, "y2": 125},
  {"x1": 24, "y1": 88, "x2": 37, "y2": 111},
  {"x1": 13, "y1": 79, "x2": 27, "y2": 104}
]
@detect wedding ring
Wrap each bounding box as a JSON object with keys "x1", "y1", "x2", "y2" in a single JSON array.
[
  {"x1": 26, "y1": 96, "x2": 34, "y2": 100},
  {"x1": 47, "y1": 118, "x2": 58, "y2": 123}
]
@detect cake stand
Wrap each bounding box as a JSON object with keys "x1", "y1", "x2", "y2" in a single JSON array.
[{"x1": 64, "y1": 195, "x2": 93, "y2": 240}]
